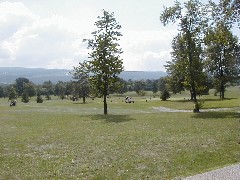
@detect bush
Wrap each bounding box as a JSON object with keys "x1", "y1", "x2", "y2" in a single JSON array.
[
  {"x1": 21, "y1": 92, "x2": 29, "y2": 103},
  {"x1": 193, "y1": 99, "x2": 205, "y2": 113},
  {"x1": 36, "y1": 95, "x2": 43, "y2": 103},
  {"x1": 138, "y1": 90, "x2": 146, "y2": 96},
  {"x1": 45, "y1": 94, "x2": 51, "y2": 100},
  {"x1": 160, "y1": 89, "x2": 170, "y2": 101}
]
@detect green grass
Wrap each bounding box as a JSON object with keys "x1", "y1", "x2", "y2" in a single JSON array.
[{"x1": 0, "y1": 87, "x2": 239, "y2": 179}]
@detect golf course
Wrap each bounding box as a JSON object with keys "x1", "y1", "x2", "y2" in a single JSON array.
[{"x1": 0, "y1": 87, "x2": 239, "y2": 179}]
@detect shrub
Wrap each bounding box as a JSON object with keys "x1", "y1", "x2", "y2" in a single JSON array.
[
  {"x1": 22, "y1": 92, "x2": 29, "y2": 103},
  {"x1": 193, "y1": 99, "x2": 205, "y2": 113},
  {"x1": 138, "y1": 90, "x2": 146, "y2": 96},
  {"x1": 36, "y1": 95, "x2": 43, "y2": 103},
  {"x1": 160, "y1": 89, "x2": 170, "y2": 101}
]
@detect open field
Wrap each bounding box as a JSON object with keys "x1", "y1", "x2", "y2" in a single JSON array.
[{"x1": 0, "y1": 87, "x2": 239, "y2": 179}]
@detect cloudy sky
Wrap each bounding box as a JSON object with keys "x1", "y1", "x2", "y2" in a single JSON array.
[{"x1": 0, "y1": 0, "x2": 239, "y2": 71}]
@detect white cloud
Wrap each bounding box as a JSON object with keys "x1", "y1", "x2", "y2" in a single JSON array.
[
  {"x1": 121, "y1": 30, "x2": 175, "y2": 71},
  {"x1": 0, "y1": 1, "x2": 38, "y2": 19},
  {"x1": 0, "y1": 1, "x2": 177, "y2": 71},
  {"x1": 0, "y1": 2, "x2": 88, "y2": 69}
]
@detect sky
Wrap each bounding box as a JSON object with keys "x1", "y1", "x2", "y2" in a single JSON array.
[{"x1": 0, "y1": 0, "x2": 239, "y2": 71}]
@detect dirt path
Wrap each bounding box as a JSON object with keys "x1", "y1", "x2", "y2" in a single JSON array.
[
  {"x1": 152, "y1": 106, "x2": 240, "y2": 113},
  {"x1": 183, "y1": 164, "x2": 240, "y2": 180}
]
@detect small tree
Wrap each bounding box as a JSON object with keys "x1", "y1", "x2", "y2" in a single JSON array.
[
  {"x1": 42, "y1": 80, "x2": 54, "y2": 98},
  {"x1": 84, "y1": 10, "x2": 124, "y2": 114},
  {"x1": 160, "y1": 89, "x2": 171, "y2": 101},
  {"x1": 55, "y1": 81, "x2": 66, "y2": 100},
  {"x1": 15, "y1": 77, "x2": 30, "y2": 96},
  {"x1": 152, "y1": 80, "x2": 159, "y2": 94},
  {"x1": 23, "y1": 82, "x2": 36, "y2": 99},
  {"x1": 0, "y1": 86, "x2": 4, "y2": 98},
  {"x1": 22, "y1": 91, "x2": 29, "y2": 103},
  {"x1": 36, "y1": 92, "x2": 43, "y2": 103},
  {"x1": 8, "y1": 86, "x2": 17, "y2": 101},
  {"x1": 134, "y1": 80, "x2": 146, "y2": 95},
  {"x1": 72, "y1": 61, "x2": 90, "y2": 103}
]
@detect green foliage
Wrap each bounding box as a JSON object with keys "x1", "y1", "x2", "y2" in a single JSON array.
[
  {"x1": 42, "y1": 80, "x2": 54, "y2": 95},
  {"x1": 161, "y1": 0, "x2": 208, "y2": 103},
  {"x1": 23, "y1": 82, "x2": 36, "y2": 98},
  {"x1": 209, "y1": 0, "x2": 240, "y2": 29},
  {"x1": 55, "y1": 81, "x2": 66, "y2": 100},
  {"x1": 193, "y1": 99, "x2": 205, "y2": 113},
  {"x1": 158, "y1": 77, "x2": 167, "y2": 92},
  {"x1": 8, "y1": 86, "x2": 17, "y2": 100},
  {"x1": 0, "y1": 86, "x2": 4, "y2": 98},
  {"x1": 72, "y1": 61, "x2": 90, "y2": 103},
  {"x1": 205, "y1": 23, "x2": 239, "y2": 99},
  {"x1": 21, "y1": 91, "x2": 29, "y2": 103},
  {"x1": 160, "y1": 1, "x2": 181, "y2": 26},
  {"x1": 113, "y1": 78, "x2": 128, "y2": 94},
  {"x1": 45, "y1": 94, "x2": 51, "y2": 100},
  {"x1": 36, "y1": 92, "x2": 43, "y2": 103},
  {"x1": 15, "y1": 77, "x2": 30, "y2": 96},
  {"x1": 134, "y1": 80, "x2": 146, "y2": 95},
  {"x1": 152, "y1": 80, "x2": 159, "y2": 94},
  {"x1": 160, "y1": 89, "x2": 171, "y2": 101},
  {"x1": 83, "y1": 10, "x2": 124, "y2": 114},
  {"x1": 138, "y1": 90, "x2": 146, "y2": 96}
]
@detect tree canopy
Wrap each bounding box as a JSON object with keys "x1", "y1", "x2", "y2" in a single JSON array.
[
  {"x1": 161, "y1": 0, "x2": 239, "y2": 104},
  {"x1": 83, "y1": 10, "x2": 124, "y2": 114},
  {"x1": 160, "y1": 0, "x2": 207, "y2": 104}
]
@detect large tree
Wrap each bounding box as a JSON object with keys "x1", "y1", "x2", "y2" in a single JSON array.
[
  {"x1": 204, "y1": 0, "x2": 240, "y2": 99},
  {"x1": 208, "y1": 0, "x2": 240, "y2": 29},
  {"x1": 160, "y1": 0, "x2": 207, "y2": 105},
  {"x1": 84, "y1": 10, "x2": 124, "y2": 114},
  {"x1": 205, "y1": 24, "x2": 239, "y2": 98}
]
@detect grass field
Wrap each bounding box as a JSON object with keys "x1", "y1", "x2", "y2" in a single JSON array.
[{"x1": 0, "y1": 87, "x2": 239, "y2": 179}]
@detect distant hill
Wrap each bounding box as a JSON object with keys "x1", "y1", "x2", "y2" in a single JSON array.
[{"x1": 0, "y1": 67, "x2": 167, "y2": 84}]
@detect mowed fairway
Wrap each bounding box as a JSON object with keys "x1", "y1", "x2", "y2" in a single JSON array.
[{"x1": 0, "y1": 87, "x2": 239, "y2": 179}]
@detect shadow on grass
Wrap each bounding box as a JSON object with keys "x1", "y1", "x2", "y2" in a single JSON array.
[
  {"x1": 73, "y1": 102, "x2": 94, "y2": 105},
  {"x1": 192, "y1": 111, "x2": 240, "y2": 119},
  {"x1": 90, "y1": 114, "x2": 135, "y2": 123},
  {"x1": 203, "y1": 98, "x2": 237, "y2": 102},
  {"x1": 172, "y1": 98, "x2": 237, "y2": 103},
  {"x1": 171, "y1": 99, "x2": 192, "y2": 103}
]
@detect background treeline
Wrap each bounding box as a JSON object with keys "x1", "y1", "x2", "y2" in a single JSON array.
[{"x1": 1, "y1": 75, "x2": 237, "y2": 102}]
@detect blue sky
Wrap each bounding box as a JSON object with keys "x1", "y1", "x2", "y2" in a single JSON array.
[{"x1": 0, "y1": 0, "x2": 239, "y2": 71}]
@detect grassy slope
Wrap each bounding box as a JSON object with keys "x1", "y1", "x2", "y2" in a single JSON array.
[{"x1": 0, "y1": 87, "x2": 239, "y2": 179}]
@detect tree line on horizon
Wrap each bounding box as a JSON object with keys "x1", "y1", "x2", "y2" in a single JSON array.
[{"x1": 0, "y1": 76, "x2": 183, "y2": 102}]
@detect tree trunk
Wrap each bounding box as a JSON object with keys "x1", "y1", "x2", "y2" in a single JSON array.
[
  {"x1": 191, "y1": 82, "x2": 197, "y2": 103},
  {"x1": 190, "y1": 90, "x2": 193, "y2": 100},
  {"x1": 220, "y1": 82, "x2": 225, "y2": 99},
  {"x1": 103, "y1": 94, "x2": 107, "y2": 115},
  {"x1": 219, "y1": 49, "x2": 225, "y2": 99},
  {"x1": 103, "y1": 79, "x2": 108, "y2": 115},
  {"x1": 186, "y1": 30, "x2": 197, "y2": 104}
]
